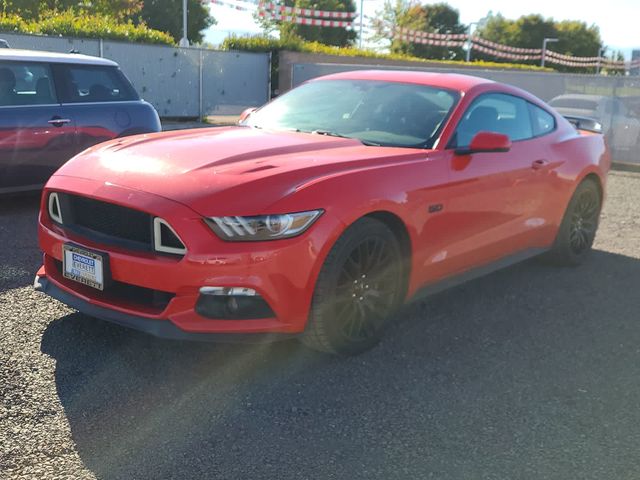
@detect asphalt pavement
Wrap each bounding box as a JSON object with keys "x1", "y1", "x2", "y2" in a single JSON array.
[{"x1": 1, "y1": 172, "x2": 640, "y2": 479}]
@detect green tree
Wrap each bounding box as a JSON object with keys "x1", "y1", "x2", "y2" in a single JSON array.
[
  {"x1": 258, "y1": 0, "x2": 356, "y2": 47},
  {"x1": 555, "y1": 20, "x2": 601, "y2": 58},
  {"x1": 0, "y1": 0, "x2": 41, "y2": 19},
  {"x1": 410, "y1": 3, "x2": 466, "y2": 60},
  {"x1": 373, "y1": 1, "x2": 464, "y2": 60},
  {"x1": 477, "y1": 13, "x2": 516, "y2": 46},
  {"x1": 372, "y1": 0, "x2": 426, "y2": 51},
  {"x1": 475, "y1": 12, "x2": 603, "y2": 71},
  {"x1": 136, "y1": 0, "x2": 215, "y2": 44},
  {"x1": 1, "y1": 0, "x2": 143, "y2": 20}
]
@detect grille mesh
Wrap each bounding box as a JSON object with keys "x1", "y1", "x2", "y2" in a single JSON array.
[{"x1": 61, "y1": 193, "x2": 152, "y2": 249}]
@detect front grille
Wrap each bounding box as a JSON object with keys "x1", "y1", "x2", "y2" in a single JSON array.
[
  {"x1": 52, "y1": 258, "x2": 174, "y2": 313},
  {"x1": 56, "y1": 193, "x2": 153, "y2": 252},
  {"x1": 71, "y1": 195, "x2": 151, "y2": 244},
  {"x1": 51, "y1": 192, "x2": 187, "y2": 256}
]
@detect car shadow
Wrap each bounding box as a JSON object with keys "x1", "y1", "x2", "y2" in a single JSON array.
[
  {"x1": 41, "y1": 249, "x2": 640, "y2": 479},
  {"x1": 0, "y1": 194, "x2": 41, "y2": 293}
]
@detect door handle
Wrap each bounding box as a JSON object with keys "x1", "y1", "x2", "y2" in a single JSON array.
[
  {"x1": 48, "y1": 118, "x2": 71, "y2": 126},
  {"x1": 531, "y1": 159, "x2": 549, "y2": 170}
]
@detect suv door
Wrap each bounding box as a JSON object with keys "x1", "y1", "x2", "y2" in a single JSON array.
[
  {"x1": 51, "y1": 63, "x2": 144, "y2": 153},
  {"x1": 0, "y1": 61, "x2": 76, "y2": 193}
]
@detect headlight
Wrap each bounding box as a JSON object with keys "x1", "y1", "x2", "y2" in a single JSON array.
[{"x1": 205, "y1": 210, "x2": 323, "y2": 241}]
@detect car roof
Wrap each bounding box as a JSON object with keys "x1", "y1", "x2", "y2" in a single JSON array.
[
  {"x1": 311, "y1": 69, "x2": 495, "y2": 92},
  {"x1": 0, "y1": 48, "x2": 117, "y2": 66}
]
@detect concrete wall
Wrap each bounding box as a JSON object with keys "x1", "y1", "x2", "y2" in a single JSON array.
[{"x1": 278, "y1": 51, "x2": 555, "y2": 94}]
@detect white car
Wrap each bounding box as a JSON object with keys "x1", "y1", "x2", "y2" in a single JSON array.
[{"x1": 549, "y1": 94, "x2": 640, "y2": 152}]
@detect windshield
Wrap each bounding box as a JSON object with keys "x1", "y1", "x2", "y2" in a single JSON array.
[{"x1": 247, "y1": 79, "x2": 460, "y2": 149}]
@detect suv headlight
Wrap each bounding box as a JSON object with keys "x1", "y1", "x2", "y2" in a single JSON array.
[{"x1": 204, "y1": 210, "x2": 323, "y2": 241}]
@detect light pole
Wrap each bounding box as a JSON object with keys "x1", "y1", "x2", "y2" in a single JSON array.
[
  {"x1": 596, "y1": 46, "x2": 607, "y2": 74},
  {"x1": 358, "y1": 0, "x2": 364, "y2": 49},
  {"x1": 541, "y1": 37, "x2": 558, "y2": 67},
  {"x1": 465, "y1": 22, "x2": 478, "y2": 62},
  {"x1": 179, "y1": 0, "x2": 189, "y2": 47}
]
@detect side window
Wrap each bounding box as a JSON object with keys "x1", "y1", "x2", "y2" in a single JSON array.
[
  {"x1": 451, "y1": 93, "x2": 534, "y2": 148},
  {"x1": 529, "y1": 103, "x2": 556, "y2": 137},
  {"x1": 0, "y1": 61, "x2": 57, "y2": 106},
  {"x1": 56, "y1": 65, "x2": 138, "y2": 103}
]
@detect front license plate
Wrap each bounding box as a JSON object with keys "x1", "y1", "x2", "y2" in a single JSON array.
[{"x1": 62, "y1": 245, "x2": 106, "y2": 291}]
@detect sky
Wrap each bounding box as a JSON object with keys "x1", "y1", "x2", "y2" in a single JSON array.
[{"x1": 203, "y1": 0, "x2": 639, "y2": 58}]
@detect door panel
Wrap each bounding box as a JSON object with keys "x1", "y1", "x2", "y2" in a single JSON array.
[
  {"x1": 0, "y1": 106, "x2": 77, "y2": 191},
  {"x1": 0, "y1": 60, "x2": 77, "y2": 192},
  {"x1": 416, "y1": 92, "x2": 554, "y2": 284},
  {"x1": 443, "y1": 140, "x2": 551, "y2": 269}
]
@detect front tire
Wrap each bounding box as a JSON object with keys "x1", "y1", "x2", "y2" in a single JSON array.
[
  {"x1": 301, "y1": 218, "x2": 406, "y2": 355},
  {"x1": 546, "y1": 178, "x2": 602, "y2": 266}
]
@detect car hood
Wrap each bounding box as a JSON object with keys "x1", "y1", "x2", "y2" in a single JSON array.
[{"x1": 55, "y1": 126, "x2": 426, "y2": 215}]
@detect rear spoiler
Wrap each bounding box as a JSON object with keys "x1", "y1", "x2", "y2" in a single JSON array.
[{"x1": 562, "y1": 115, "x2": 603, "y2": 134}]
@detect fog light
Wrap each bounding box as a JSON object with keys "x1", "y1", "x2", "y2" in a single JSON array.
[
  {"x1": 196, "y1": 286, "x2": 274, "y2": 320},
  {"x1": 199, "y1": 286, "x2": 257, "y2": 296}
]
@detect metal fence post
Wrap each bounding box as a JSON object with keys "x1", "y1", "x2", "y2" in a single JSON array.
[
  {"x1": 99, "y1": 38, "x2": 103, "y2": 57},
  {"x1": 268, "y1": 51, "x2": 272, "y2": 100},
  {"x1": 199, "y1": 48, "x2": 204, "y2": 121}
]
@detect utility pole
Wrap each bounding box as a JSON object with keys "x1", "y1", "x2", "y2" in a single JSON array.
[
  {"x1": 541, "y1": 37, "x2": 558, "y2": 67},
  {"x1": 179, "y1": 0, "x2": 190, "y2": 47},
  {"x1": 359, "y1": 0, "x2": 364, "y2": 49},
  {"x1": 596, "y1": 46, "x2": 606, "y2": 74}
]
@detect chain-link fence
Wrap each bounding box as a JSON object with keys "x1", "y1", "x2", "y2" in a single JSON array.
[{"x1": 292, "y1": 62, "x2": 640, "y2": 164}]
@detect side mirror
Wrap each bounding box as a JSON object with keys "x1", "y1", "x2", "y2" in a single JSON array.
[
  {"x1": 455, "y1": 132, "x2": 512, "y2": 155},
  {"x1": 238, "y1": 107, "x2": 257, "y2": 125}
]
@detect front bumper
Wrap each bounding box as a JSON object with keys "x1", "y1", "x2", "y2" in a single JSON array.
[
  {"x1": 34, "y1": 274, "x2": 296, "y2": 343},
  {"x1": 37, "y1": 176, "x2": 343, "y2": 338}
]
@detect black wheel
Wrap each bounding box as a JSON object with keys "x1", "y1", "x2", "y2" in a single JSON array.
[
  {"x1": 546, "y1": 178, "x2": 601, "y2": 266},
  {"x1": 301, "y1": 217, "x2": 406, "y2": 355}
]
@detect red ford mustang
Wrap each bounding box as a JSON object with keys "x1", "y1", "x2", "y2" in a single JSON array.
[{"x1": 35, "y1": 70, "x2": 610, "y2": 355}]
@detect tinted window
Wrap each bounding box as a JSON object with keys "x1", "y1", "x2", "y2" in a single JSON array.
[
  {"x1": 247, "y1": 80, "x2": 459, "y2": 149},
  {"x1": 57, "y1": 65, "x2": 138, "y2": 103},
  {"x1": 451, "y1": 93, "x2": 533, "y2": 147},
  {"x1": 0, "y1": 61, "x2": 57, "y2": 106},
  {"x1": 529, "y1": 103, "x2": 556, "y2": 136}
]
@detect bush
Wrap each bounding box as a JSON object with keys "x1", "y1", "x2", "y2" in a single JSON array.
[
  {"x1": 0, "y1": 10, "x2": 174, "y2": 45},
  {"x1": 221, "y1": 34, "x2": 553, "y2": 72},
  {"x1": 0, "y1": 14, "x2": 32, "y2": 34}
]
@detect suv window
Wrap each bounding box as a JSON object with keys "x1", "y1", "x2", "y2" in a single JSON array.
[
  {"x1": 55, "y1": 64, "x2": 138, "y2": 103},
  {"x1": 529, "y1": 103, "x2": 556, "y2": 136},
  {"x1": 0, "y1": 61, "x2": 57, "y2": 107},
  {"x1": 451, "y1": 93, "x2": 534, "y2": 147}
]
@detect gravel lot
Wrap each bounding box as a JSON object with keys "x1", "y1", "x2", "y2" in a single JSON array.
[{"x1": 2, "y1": 171, "x2": 640, "y2": 480}]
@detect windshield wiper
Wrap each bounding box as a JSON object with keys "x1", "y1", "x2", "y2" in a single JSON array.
[
  {"x1": 311, "y1": 130, "x2": 381, "y2": 147},
  {"x1": 311, "y1": 129, "x2": 349, "y2": 138}
]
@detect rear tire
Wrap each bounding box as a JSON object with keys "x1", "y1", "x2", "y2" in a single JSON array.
[
  {"x1": 301, "y1": 218, "x2": 406, "y2": 355},
  {"x1": 546, "y1": 178, "x2": 601, "y2": 266}
]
